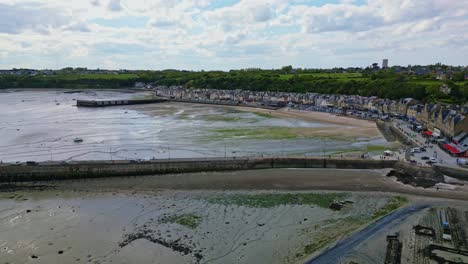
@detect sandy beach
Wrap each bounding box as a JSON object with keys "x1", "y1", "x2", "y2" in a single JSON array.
[{"x1": 213, "y1": 104, "x2": 382, "y2": 138}]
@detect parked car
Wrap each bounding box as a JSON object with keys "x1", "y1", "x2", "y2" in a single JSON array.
[
  {"x1": 411, "y1": 148, "x2": 421, "y2": 153},
  {"x1": 421, "y1": 156, "x2": 430, "y2": 160}
]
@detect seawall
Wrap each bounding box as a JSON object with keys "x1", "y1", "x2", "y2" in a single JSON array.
[
  {"x1": 167, "y1": 99, "x2": 281, "y2": 110},
  {"x1": 77, "y1": 98, "x2": 167, "y2": 107},
  {"x1": 389, "y1": 125, "x2": 417, "y2": 146},
  {"x1": 0, "y1": 158, "x2": 397, "y2": 182},
  {"x1": 376, "y1": 120, "x2": 397, "y2": 142},
  {"x1": 434, "y1": 165, "x2": 468, "y2": 180}
]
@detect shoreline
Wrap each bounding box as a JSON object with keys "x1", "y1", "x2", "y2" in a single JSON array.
[{"x1": 190, "y1": 103, "x2": 383, "y2": 138}]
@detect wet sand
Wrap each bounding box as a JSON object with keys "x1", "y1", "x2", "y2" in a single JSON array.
[
  {"x1": 1, "y1": 168, "x2": 467, "y2": 264},
  {"x1": 0, "y1": 186, "x2": 389, "y2": 264},
  {"x1": 0, "y1": 90, "x2": 390, "y2": 162},
  {"x1": 50, "y1": 168, "x2": 468, "y2": 201},
  {"x1": 223, "y1": 105, "x2": 381, "y2": 137}
]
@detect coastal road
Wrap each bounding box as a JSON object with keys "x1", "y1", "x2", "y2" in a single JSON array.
[
  {"x1": 394, "y1": 120, "x2": 456, "y2": 166},
  {"x1": 305, "y1": 204, "x2": 430, "y2": 264}
]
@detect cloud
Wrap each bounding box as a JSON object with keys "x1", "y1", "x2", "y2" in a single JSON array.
[
  {"x1": 63, "y1": 23, "x2": 91, "y2": 32},
  {"x1": 108, "y1": 0, "x2": 122, "y2": 12},
  {"x1": 0, "y1": 0, "x2": 466, "y2": 70},
  {"x1": 0, "y1": 2, "x2": 68, "y2": 34},
  {"x1": 253, "y1": 4, "x2": 273, "y2": 22},
  {"x1": 295, "y1": 4, "x2": 383, "y2": 33},
  {"x1": 149, "y1": 18, "x2": 178, "y2": 28}
]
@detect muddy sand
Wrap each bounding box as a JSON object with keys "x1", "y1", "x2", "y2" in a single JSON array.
[
  {"x1": 1, "y1": 168, "x2": 468, "y2": 264},
  {"x1": 225, "y1": 105, "x2": 381, "y2": 138},
  {"x1": 135, "y1": 102, "x2": 383, "y2": 138},
  {"x1": 1, "y1": 91, "x2": 390, "y2": 162},
  {"x1": 48, "y1": 168, "x2": 468, "y2": 201}
]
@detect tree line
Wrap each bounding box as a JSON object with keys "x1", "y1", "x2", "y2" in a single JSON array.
[{"x1": 1, "y1": 69, "x2": 467, "y2": 104}]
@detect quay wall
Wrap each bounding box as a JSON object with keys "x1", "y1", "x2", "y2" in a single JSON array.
[
  {"x1": 434, "y1": 165, "x2": 468, "y2": 180},
  {"x1": 389, "y1": 125, "x2": 418, "y2": 146},
  {"x1": 393, "y1": 161, "x2": 442, "y2": 180},
  {"x1": 167, "y1": 99, "x2": 281, "y2": 110},
  {"x1": 77, "y1": 98, "x2": 167, "y2": 107},
  {"x1": 0, "y1": 158, "x2": 397, "y2": 182}
]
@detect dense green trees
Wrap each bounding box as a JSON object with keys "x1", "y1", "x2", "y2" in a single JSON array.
[{"x1": 1, "y1": 69, "x2": 466, "y2": 103}]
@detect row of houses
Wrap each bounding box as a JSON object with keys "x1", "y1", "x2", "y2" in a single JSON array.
[{"x1": 154, "y1": 86, "x2": 467, "y2": 139}]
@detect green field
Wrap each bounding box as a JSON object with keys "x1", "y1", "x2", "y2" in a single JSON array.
[
  {"x1": 53, "y1": 73, "x2": 139, "y2": 80},
  {"x1": 279, "y1": 72, "x2": 363, "y2": 80}
]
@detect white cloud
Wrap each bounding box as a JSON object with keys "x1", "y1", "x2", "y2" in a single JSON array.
[
  {"x1": 0, "y1": 2, "x2": 69, "y2": 34},
  {"x1": 0, "y1": 0, "x2": 466, "y2": 69},
  {"x1": 108, "y1": 0, "x2": 122, "y2": 12}
]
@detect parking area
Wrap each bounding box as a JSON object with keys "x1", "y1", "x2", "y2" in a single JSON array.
[{"x1": 393, "y1": 120, "x2": 459, "y2": 166}]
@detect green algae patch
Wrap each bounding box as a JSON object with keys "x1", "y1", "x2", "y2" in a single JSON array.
[
  {"x1": 372, "y1": 196, "x2": 408, "y2": 219},
  {"x1": 161, "y1": 214, "x2": 202, "y2": 229},
  {"x1": 204, "y1": 115, "x2": 243, "y2": 122},
  {"x1": 207, "y1": 193, "x2": 349, "y2": 208},
  {"x1": 253, "y1": 112, "x2": 277, "y2": 119},
  {"x1": 297, "y1": 217, "x2": 368, "y2": 259},
  {"x1": 131, "y1": 94, "x2": 158, "y2": 100},
  {"x1": 210, "y1": 127, "x2": 298, "y2": 140}
]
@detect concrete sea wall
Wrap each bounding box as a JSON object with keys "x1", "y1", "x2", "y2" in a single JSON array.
[
  {"x1": 0, "y1": 158, "x2": 397, "y2": 182},
  {"x1": 393, "y1": 161, "x2": 442, "y2": 181},
  {"x1": 376, "y1": 121, "x2": 397, "y2": 142},
  {"x1": 1, "y1": 157, "x2": 457, "y2": 183},
  {"x1": 77, "y1": 98, "x2": 167, "y2": 107},
  {"x1": 434, "y1": 165, "x2": 468, "y2": 180},
  {"x1": 167, "y1": 99, "x2": 281, "y2": 110},
  {"x1": 389, "y1": 125, "x2": 417, "y2": 146}
]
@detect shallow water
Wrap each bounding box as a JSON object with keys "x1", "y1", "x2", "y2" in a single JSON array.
[{"x1": 0, "y1": 90, "x2": 389, "y2": 162}]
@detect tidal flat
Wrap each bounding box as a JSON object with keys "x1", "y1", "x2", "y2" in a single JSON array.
[
  {"x1": 0, "y1": 185, "x2": 395, "y2": 264},
  {"x1": 0, "y1": 89, "x2": 392, "y2": 162}
]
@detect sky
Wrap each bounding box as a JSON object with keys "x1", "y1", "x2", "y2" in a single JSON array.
[{"x1": 0, "y1": 0, "x2": 467, "y2": 70}]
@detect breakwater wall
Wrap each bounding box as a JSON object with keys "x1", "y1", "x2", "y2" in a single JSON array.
[
  {"x1": 389, "y1": 125, "x2": 417, "y2": 146},
  {"x1": 376, "y1": 120, "x2": 397, "y2": 142},
  {"x1": 77, "y1": 98, "x2": 167, "y2": 107},
  {"x1": 434, "y1": 165, "x2": 468, "y2": 180},
  {"x1": 393, "y1": 161, "x2": 443, "y2": 181},
  {"x1": 0, "y1": 158, "x2": 397, "y2": 182}
]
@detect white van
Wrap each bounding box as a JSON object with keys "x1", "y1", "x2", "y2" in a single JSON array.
[{"x1": 411, "y1": 148, "x2": 421, "y2": 153}]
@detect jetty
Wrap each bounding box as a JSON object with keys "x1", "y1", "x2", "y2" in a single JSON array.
[{"x1": 77, "y1": 98, "x2": 167, "y2": 107}]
